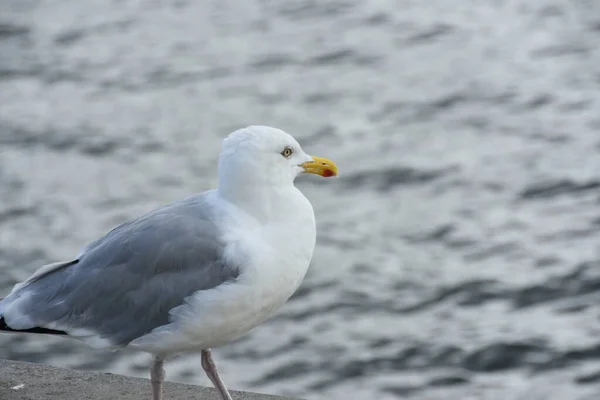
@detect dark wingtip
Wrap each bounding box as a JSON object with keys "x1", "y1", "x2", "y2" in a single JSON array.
[{"x1": 0, "y1": 316, "x2": 68, "y2": 335}]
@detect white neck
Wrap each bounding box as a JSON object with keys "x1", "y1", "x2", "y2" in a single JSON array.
[
  {"x1": 219, "y1": 182, "x2": 302, "y2": 223},
  {"x1": 217, "y1": 152, "x2": 301, "y2": 222}
]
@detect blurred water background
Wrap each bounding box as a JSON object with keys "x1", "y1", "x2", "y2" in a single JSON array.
[{"x1": 1, "y1": 0, "x2": 600, "y2": 399}]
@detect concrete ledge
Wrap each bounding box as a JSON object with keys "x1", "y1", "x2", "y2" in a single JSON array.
[{"x1": 0, "y1": 359, "x2": 297, "y2": 400}]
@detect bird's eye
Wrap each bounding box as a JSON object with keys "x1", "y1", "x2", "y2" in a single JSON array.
[{"x1": 281, "y1": 147, "x2": 293, "y2": 158}]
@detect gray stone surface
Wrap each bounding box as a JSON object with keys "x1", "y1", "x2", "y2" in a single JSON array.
[{"x1": 0, "y1": 359, "x2": 297, "y2": 400}]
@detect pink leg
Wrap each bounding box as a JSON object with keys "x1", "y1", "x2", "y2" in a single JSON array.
[
  {"x1": 201, "y1": 349, "x2": 233, "y2": 400},
  {"x1": 150, "y1": 356, "x2": 165, "y2": 400}
]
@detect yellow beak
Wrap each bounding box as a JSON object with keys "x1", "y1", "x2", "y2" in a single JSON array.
[{"x1": 301, "y1": 156, "x2": 339, "y2": 178}]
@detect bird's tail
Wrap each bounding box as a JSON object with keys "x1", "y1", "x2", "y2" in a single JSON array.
[
  {"x1": 0, "y1": 298, "x2": 67, "y2": 336},
  {"x1": 0, "y1": 260, "x2": 78, "y2": 336}
]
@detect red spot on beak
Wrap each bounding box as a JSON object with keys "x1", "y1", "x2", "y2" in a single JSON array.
[{"x1": 322, "y1": 169, "x2": 334, "y2": 178}]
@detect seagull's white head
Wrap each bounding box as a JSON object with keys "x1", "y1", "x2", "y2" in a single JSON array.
[{"x1": 218, "y1": 126, "x2": 338, "y2": 193}]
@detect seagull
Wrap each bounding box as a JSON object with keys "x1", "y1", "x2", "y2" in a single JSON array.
[{"x1": 0, "y1": 126, "x2": 338, "y2": 400}]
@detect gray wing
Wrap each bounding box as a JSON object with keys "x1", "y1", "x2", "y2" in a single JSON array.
[{"x1": 0, "y1": 193, "x2": 240, "y2": 346}]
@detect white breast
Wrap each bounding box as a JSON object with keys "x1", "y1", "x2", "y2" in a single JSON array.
[{"x1": 130, "y1": 188, "x2": 316, "y2": 355}]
